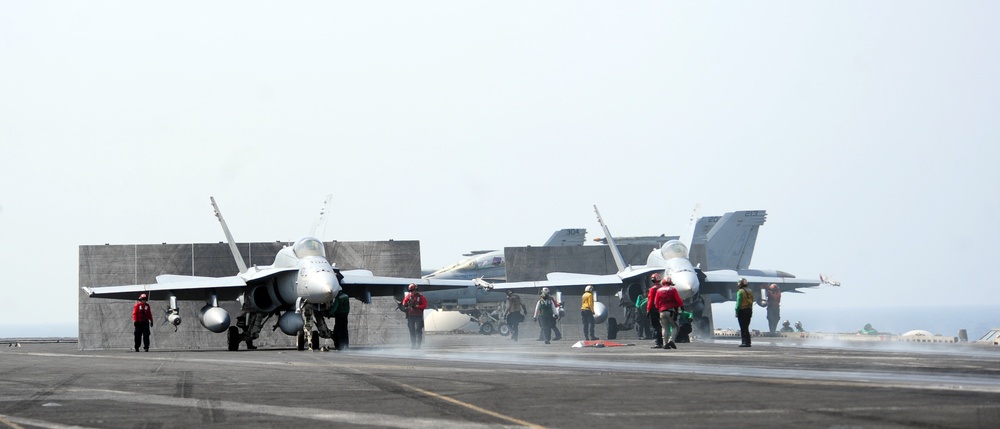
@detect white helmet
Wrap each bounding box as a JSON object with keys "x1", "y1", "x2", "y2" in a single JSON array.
[
  {"x1": 540, "y1": 287, "x2": 550, "y2": 296},
  {"x1": 585, "y1": 285, "x2": 594, "y2": 292}
]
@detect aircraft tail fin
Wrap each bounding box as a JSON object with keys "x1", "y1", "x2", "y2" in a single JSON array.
[
  {"x1": 593, "y1": 205, "x2": 627, "y2": 272},
  {"x1": 210, "y1": 197, "x2": 248, "y2": 274},
  {"x1": 680, "y1": 203, "x2": 702, "y2": 249},
  {"x1": 308, "y1": 194, "x2": 334, "y2": 238},
  {"x1": 542, "y1": 228, "x2": 587, "y2": 247},
  {"x1": 684, "y1": 205, "x2": 718, "y2": 269},
  {"x1": 705, "y1": 210, "x2": 767, "y2": 270}
]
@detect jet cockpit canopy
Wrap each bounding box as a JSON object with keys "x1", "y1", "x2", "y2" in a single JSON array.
[
  {"x1": 475, "y1": 253, "x2": 504, "y2": 268},
  {"x1": 293, "y1": 237, "x2": 326, "y2": 258},
  {"x1": 660, "y1": 240, "x2": 689, "y2": 260}
]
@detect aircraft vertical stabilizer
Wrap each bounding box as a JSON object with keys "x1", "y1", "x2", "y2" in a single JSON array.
[
  {"x1": 686, "y1": 211, "x2": 721, "y2": 270},
  {"x1": 680, "y1": 203, "x2": 701, "y2": 249},
  {"x1": 210, "y1": 197, "x2": 249, "y2": 274},
  {"x1": 542, "y1": 228, "x2": 587, "y2": 247},
  {"x1": 593, "y1": 205, "x2": 627, "y2": 272},
  {"x1": 704, "y1": 210, "x2": 766, "y2": 270},
  {"x1": 308, "y1": 194, "x2": 333, "y2": 238}
]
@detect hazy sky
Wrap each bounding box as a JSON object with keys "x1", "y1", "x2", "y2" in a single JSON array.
[{"x1": 2, "y1": 2, "x2": 998, "y2": 336}]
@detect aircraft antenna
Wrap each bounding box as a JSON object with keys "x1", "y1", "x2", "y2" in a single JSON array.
[
  {"x1": 210, "y1": 197, "x2": 248, "y2": 274},
  {"x1": 594, "y1": 205, "x2": 627, "y2": 272}
]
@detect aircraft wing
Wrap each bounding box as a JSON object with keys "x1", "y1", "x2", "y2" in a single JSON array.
[
  {"x1": 486, "y1": 273, "x2": 626, "y2": 295},
  {"x1": 483, "y1": 264, "x2": 663, "y2": 295},
  {"x1": 700, "y1": 270, "x2": 825, "y2": 296},
  {"x1": 339, "y1": 269, "x2": 475, "y2": 296},
  {"x1": 82, "y1": 275, "x2": 248, "y2": 301}
]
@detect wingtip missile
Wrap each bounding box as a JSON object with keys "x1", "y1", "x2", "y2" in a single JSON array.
[{"x1": 820, "y1": 273, "x2": 841, "y2": 287}]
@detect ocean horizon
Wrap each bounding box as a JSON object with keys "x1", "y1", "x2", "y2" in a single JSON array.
[{"x1": 712, "y1": 303, "x2": 1000, "y2": 340}]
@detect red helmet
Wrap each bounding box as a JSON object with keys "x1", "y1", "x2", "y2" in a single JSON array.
[
  {"x1": 768, "y1": 284, "x2": 778, "y2": 290},
  {"x1": 662, "y1": 277, "x2": 674, "y2": 286},
  {"x1": 407, "y1": 284, "x2": 417, "y2": 292},
  {"x1": 139, "y1": 293, "x2": 148, "y2": 300},
  {"x1": 650, "y1": 273, "x2": 662, "y2": 282}
]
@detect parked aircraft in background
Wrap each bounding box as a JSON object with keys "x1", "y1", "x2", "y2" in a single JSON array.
[
  {"x1": 422, "y1": 228, "x2": 587, "y2": 281},
  {"x1": 419, "y1": 228, "x2": 586, "y2": 335},
  {"x1": 592, "y1": 234, "x2": 676, "y2": 247},
  {"x1": 82, "y1": 197, "x2": 472, "y2": 351},
  {"x1": 485, "y1": 205, "x2": 837, "y2": 338}
]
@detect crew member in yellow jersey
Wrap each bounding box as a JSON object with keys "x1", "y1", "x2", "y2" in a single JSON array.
[{"x1": 581, "y1": 285, "x2": 597, "y2": 340}]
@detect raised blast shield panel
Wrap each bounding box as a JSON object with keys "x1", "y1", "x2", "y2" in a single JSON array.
[{"x1": 78, "y1": 240, "x2": 419, "y2": 350}]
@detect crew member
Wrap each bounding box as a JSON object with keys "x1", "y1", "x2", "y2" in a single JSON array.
[
  {"x1": 635, "y1": 286, "x2": 652, "y2": 339},
  {"x1": 735, "y1": 278, "x2": 754, "y2": 348},
  {"x1": 538, "y1": 298, "x2": 563, "y2": 341},
  {"x1": 858, "y1": 323, "x2": 878, "y2": 335},
  {"x1": 758, "y1": 284, "x2": 782, "y2": 335},
  {"x1": 655, "y1": 277, "x2": 684, "y2": 350},
  {"x1": 646, "y1": 273, "x2": 664, "y2": 348},
  {"x1": 675, "y1": 309, "x2": 694, "y2": 343},
  {"x1": 551, "y1": 300, "x2": 563, "y2": 341},
  {"x1": 332, "y1": 290, "x2": 350, "y2": 350},
  {"x1": 402, "y1": 284, "x2": 427, "y2": 349},
  {"x1": 534, "y1": 288, "x2": 559, "y2": 344},
  {"x1": 505, "y1": 290, "x2": 526, "y2": 341},
  {"x1": 581, "y1": 285, "x2": 597, "y2": 341},
  {"x1": 132, "y1": 293, "x2": 153, "y2": 352}
]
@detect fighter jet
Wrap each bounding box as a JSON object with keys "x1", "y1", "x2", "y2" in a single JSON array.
[
  {"x1": 418, "y1": 228, "x2": 587, "y2": 335},
  {"x1": 82, "y1": 197, "x2": 473, "y2": 351},
  {"x1": 422, "y1": 228, "x2": 587, "y2": 281},
  {"x1": 484, "y1": 205, "x2": 837, "y2": 337}
]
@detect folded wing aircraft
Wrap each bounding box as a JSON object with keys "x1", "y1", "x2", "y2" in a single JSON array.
[{"x1": 82, "y1": 196, "x2": 473, "y2": 351}]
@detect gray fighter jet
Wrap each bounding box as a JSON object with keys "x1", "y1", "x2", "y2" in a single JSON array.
[
  {"x1": 422, "y1": 228, "x2": 587, "y2": 281},
  {"x1": 418, "y1": 228, "x2": 586, "y2": 335},
  {"x1": 82, "y1": 197, "x2": 473, "y2": 351},
  {"x1": 485, "y1": 206, "x2": 838, "y2": 338}
]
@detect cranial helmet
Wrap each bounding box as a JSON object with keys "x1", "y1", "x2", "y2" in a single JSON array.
[
  {"x1": 407, "y1": 284, "x2": 417, "y2": 292},
  {"x1": 139, "y1": 293, "x2": 148, "y2": 300},
  {"x1": 739, "y1": 278, "x2": 748, "y2": 286},
  {"x1": 650, "y1": 273, "x2": 662, "y2": 282},
  {"x1": 541, "y1": 287, "x2": 550, "y2": 296},
  {"x1": 585, "y1": 285, "x2": 594, "y2": 292},
  {"x1": 662, "y1": 277, "x2": 674, "y2": 286},
  {"x1": 506, "y1": 289, "x2": 514, "y2": 296},
  {"x1": 768, "y1": 284, "x2": 778, "y2": 290}
]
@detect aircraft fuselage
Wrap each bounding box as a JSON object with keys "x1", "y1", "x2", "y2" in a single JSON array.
[{"x1": 642, "y1": 240, "x2": 701, "y2": 302}]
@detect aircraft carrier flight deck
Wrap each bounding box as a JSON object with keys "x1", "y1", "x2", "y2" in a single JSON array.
[{"x1": 2, "y1": 335, "x2": 999, "y2": 428}]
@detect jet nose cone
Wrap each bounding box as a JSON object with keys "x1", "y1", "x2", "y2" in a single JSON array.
[
  {"x1": 672, "y1": 271, "x2": 700, "y2": 300},
  {"x1": 308, "y1": 271, "x2": 338, "y2": 303}
]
